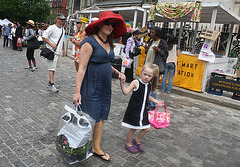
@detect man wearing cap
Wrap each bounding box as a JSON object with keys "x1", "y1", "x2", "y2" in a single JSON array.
[{"x1": 43, "y1": 13, "x2": 66, "y2": 93}]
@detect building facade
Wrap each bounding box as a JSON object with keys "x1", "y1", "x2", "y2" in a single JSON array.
[{"x1": 48, "y1": 0, "x2": 68, "y2": 16}]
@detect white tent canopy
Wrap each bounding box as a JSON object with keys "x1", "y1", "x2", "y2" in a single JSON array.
[
  {"x1": 75, "y1": 5, "x2": 167, "y2": 29},
  {"x1": 75, "y1": 2, "x2": 240, "y2": 28},
  {"x1": 0, "y1": 18, "x2": 13, "y2": 26}
]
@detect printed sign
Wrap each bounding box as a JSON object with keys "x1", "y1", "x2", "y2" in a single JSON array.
[
  {"x1": 200, "y1": 29, "x2": 220, "y2": 41},
  {"x1": 209, "y1": 77, "x2": 240, "y2": 94},
  {"x1": 200, "y1": 39, "x2": 214, "y2": 52},
  {"x1": 138, "y1": 25, "x2": 149, "y2": 38},
  {"x1": 198, "y1": 51, "x2": 215, "y2": 62},
  {"x1": 198, "y1": 39, "x2": 215, "y2": 62},
  {"x1": 173, "y1": 54, "x2": 205, "y2": 92}
]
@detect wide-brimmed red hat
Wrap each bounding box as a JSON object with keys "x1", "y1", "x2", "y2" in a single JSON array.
[{"x1": 85, "y1": 11, "x2": 126, "y2": 39}]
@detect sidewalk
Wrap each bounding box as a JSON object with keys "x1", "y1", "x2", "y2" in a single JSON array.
[{"x1": 0, "y1": 43, "x2": 240, "y2": 167}]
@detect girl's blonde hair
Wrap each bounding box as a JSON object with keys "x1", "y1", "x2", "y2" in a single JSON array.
[{"x1": 140, "y1": 63, "x2": 159, "y2": 93}]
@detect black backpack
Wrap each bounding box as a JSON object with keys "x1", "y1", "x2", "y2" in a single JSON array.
[
  {"x1": 123, "y1": 37, "x2": 141, "y2": 56},
  {"x1": 131, "y1": 38, "x2": 141, "y2": 56}
]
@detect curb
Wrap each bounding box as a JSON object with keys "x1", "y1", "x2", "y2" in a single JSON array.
[{"x1": 170, "y1": 86, "x2": 240, "y2": 110}]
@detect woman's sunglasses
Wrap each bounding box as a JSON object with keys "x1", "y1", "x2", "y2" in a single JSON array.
[{"x1": 104, "y1": 20, "x2": 116, "y2": 28}]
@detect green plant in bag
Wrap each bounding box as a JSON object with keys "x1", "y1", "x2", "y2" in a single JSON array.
[{"x1": 57, "y1": 135, "x2": 93, "y2": 156}]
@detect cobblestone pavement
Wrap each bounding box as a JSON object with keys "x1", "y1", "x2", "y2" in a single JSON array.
[{"x1": 0, "y1": 43, "x2": 240, "y2": 167}]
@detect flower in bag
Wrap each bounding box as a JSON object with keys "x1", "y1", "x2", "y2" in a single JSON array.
[{"x1": 57, "y1": 134, "x2": 93, "y2": 156}]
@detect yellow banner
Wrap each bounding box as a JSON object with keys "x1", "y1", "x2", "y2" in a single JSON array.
[{"x1": 173, "y1": 54, "x2": 205, "y2": 92}]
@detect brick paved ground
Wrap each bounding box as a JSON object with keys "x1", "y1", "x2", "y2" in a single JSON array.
[{"x1": 0, "y1": 41, "x2": 240, "y2": 167}]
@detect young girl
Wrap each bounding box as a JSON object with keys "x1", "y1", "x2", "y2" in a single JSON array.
[{"x1": 120, "y1": 63, "x2": 164, "y2": 153}]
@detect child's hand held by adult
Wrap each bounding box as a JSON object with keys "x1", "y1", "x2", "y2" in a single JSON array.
[
  {"x1": 158, "y1": 101, "x2": 164, "y2": 107},
  {"x1": 119, "y1": 73, "x2": 126, "y2": 82}
]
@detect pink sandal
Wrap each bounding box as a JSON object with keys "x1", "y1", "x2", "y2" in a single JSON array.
[{"x1": 125, "y1": 144, "x2": 138, "y2": 153}]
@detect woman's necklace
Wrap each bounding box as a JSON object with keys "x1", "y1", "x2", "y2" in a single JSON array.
[{"x1": 97, "y1": 34, "x2": 108, "y2": 44}]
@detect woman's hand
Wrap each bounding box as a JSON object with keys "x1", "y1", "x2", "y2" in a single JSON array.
[
  {"x1": 71, "y1": 38, "x2": 76, "y2": 45},
  {"x1": 153, "y1": 46, "x2": 160, "y2": 52},
  {"x1": 119, "y1": 73, "x2": 126, "y2": 82},
  {"x1": 73, "y1": 92, "x2": 81, "y2": 105}
]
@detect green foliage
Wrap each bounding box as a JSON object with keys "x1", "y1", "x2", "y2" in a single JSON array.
[
  {"x1": 46, "y1": 12, "x2": 58, "y2": 25},
  {"x1": 0, "y1": 0, "x2": 51, "y2": 25},
  {"x1": 58, "y1": 140, "x2": 93, "y2": 156},
  {"x1": 22, "y1": 41, "x2": 28, "y2": 47},
  {"x1": 229, "y1": 50, "x2": 238, "y2": 58}
]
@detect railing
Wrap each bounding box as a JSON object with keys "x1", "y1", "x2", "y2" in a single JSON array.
[{"x1": 161, "y1": 27, "x2": 240, "y2": 57}]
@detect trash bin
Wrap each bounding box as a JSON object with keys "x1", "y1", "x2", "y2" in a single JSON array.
[{"x1": 111, "y1": 56, "x2": 122, "y2": 78}]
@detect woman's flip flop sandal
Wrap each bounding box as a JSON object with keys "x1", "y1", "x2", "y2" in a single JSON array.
[{"x1": 93, "y1": 153, "x2": 111, "y2": 161}]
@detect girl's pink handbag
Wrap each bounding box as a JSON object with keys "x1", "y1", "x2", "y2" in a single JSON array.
[{"x1": 148, "y1": 104, "x2": 170, "y2": 129}]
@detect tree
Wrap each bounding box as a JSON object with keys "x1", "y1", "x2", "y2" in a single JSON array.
[
  {"x1": 46, "y1": 12, "x2": 58, "y2": 25},
  {"x1": 0, "y1": 0, "x2": 51, "y2": 25}
]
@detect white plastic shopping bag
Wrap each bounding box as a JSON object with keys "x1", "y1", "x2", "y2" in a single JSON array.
[{"x1": 55, "y1": 105, "x2": 95, "y2": 164}]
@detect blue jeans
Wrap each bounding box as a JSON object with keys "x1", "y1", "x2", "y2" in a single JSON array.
[
  {"x1": 3, "y1": 35, "x2": 8, "y2": 47},
  {"x1": 161, "y1": 63, "x2": 175, "y2": 93},
  {"x1": 147, "y1": 90, "x2": 157, "y2": 108}
]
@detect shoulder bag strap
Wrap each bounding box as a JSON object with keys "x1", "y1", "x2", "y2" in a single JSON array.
[
  {"x1": 56, "y1": 28, "x2": 63, "y2": 47},
  {"x1": 133, "y1": 37, "x2": 138, "y2": 47}
]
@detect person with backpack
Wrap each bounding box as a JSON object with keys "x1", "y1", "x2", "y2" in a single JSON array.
[{"x1": 124, "y1": 29, "x2": 142, "y2": 83}]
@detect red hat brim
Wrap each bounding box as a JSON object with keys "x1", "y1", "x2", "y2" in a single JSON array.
[{"x1": 85, "y1": 11, "x2": 127, "y2": 39}]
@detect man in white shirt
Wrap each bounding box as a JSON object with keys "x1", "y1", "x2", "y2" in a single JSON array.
[{"x1": 43, "y1": 13, "x2": 66, "y2": 92}]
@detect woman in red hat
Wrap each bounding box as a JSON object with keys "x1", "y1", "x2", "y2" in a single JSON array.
[{"x1": 73, "y1": 11, "x2": 126, "y2": 161}]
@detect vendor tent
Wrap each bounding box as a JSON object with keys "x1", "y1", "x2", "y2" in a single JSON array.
[
  {"x1": 144, "y1": 2, "x2": 240, "y2": 25},
  {"x1": 0, "y1": 18, "x2": 13, "y2": 26},
  {"x1": 75, "y1": 5, "x2": 169, "y2": 29},
  {"x1": 74, "y1": 2, "x2": 240, "y2": 35}
]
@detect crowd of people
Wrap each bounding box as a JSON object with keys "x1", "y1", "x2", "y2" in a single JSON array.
[
  {"x1": 1, "y1": 11, "x2": 180, "y2": 162},
  {"x1": 1, "y1": 22, "x2": 46, "y2": 50},
  {"x1": 1, "y1": 20, "x2": 48, "y2": 73}
]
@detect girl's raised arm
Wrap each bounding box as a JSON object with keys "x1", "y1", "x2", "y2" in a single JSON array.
[{"x1": 120, "y1": 79, "x2": 138, "y2": 95}]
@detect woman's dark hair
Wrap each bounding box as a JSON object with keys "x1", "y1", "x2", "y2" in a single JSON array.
[
  {"x1": 166, "y1": 34, "x2": 176, "y2": 51},
  {"x1": 90, "y1": 26, "x2": 114, "y2": 48},
  {"x1": 151, "y1": 26, "x2": 163, "y2": 39}
]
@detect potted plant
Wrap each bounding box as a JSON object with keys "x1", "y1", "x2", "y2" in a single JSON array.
[{"x1": 228, "y1": 50, "x2": 240, "y2": 76}]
